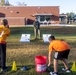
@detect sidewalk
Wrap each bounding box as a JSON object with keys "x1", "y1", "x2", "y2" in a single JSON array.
[
  {"x1": 10, "y1": 24, "x2": 76, "y2": 27},
  {"x1": 25, "y1": 24, "x2": 76, "y2": 27}
]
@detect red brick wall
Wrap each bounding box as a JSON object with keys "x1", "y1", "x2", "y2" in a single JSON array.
[
  {"x1": 0, "y1": 17, "x2": 26, "y2": 26},
  {"x1": 0, "y1": 6, "x2": 59, "y2": 25}
]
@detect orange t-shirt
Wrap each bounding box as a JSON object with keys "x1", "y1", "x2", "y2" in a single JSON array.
[{"x1": 49, "y1": 40, "x2": 70, "y2": 52}]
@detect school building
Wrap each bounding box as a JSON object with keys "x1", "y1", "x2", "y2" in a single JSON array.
[{"x1": 0, "y1": 6, "x2": 59, "y2": 26}]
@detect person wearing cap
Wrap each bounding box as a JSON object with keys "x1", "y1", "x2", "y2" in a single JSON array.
[
  {"x1": 48, "y1": 35, "x2": 70, "y2": 75},
  {"x1": 33, "y1": 18, "x2": 41, "y2": 39},
  {"x1": 0, "y1": 19, "x2": 10, "y2": 72}
]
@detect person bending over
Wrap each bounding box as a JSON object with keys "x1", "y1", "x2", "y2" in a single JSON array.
[{"x1": 48, "y1": 35, "x2": 70, "y2": 75}]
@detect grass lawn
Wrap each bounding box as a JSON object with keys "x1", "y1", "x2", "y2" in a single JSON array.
[{"x1": 1, "y1": 26, "x2": 76, "y2": 75}]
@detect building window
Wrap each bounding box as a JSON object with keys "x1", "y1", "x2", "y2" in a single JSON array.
[
  {"x1": 40, "y1": 16, "x2": 51, "y2": 21},
  {"x1": 46, "y1": 16, "x2": 51, "y2": 21},
  {"x1": 40, "y1": 16, "x2": 45, "y2": 21}
]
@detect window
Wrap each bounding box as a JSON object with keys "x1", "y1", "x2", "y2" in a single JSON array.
[
  {"x1": 46, "y1": 16, "x2": 51, "y2": 21},
  {"x1": 40, "y1": 16, "x2": 45, "y2": 21},
  {"x1": 40, "y1": 16, "x2": 51, "y2": 21}
]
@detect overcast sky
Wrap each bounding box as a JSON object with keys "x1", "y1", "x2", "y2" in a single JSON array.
[{"x1": 8, "y1": 0, "x2": 76, "y2": 14}]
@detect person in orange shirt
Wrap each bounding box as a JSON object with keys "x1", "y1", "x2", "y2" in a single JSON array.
[
  {"x1": 0, "y1": 19, "x2": 10, "y2": 73},
  {"x1": 48, "y1": 35, "x2": 70, "y2": 75}
]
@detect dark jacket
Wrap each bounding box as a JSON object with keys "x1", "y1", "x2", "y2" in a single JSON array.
[{"x1": 33, "y1": 21, "x2": 40, "y2": 29}]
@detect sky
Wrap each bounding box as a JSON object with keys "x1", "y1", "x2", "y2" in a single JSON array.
[{"x1": 8, "y1": 0, "x2": 76, "y2": 14}]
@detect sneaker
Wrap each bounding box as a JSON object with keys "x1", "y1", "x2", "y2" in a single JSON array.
[
  {"x1": 50, "y1": 72, "x2": 58, "y2": 75},
  {"x1": 20, "y1": 66, "x2": 28, "y2": 71},
  {"x1": 0, "y1": 67, "x2": 9, "y2": 73},
  {"x1": 62, "y1": 68, "x2": 71, "y2": 73}
]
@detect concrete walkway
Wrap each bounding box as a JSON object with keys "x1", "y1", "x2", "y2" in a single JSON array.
[
  {"x1": 10, "y1": 24, "x2": 76, "y2": 27},
  {"x1": 25, "y1": 24, "x2": 76, "y2": 27}
]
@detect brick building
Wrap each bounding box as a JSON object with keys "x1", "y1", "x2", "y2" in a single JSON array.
[{"x1": 0, "y1": 6, "x2": 59, "y2": 26}]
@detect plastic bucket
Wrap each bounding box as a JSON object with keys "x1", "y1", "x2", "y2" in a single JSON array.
[{"x1": 35, "y1": 55, "x2": 47, "y2": 73}]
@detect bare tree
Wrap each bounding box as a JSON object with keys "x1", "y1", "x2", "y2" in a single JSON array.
[
  {"x1": 5, "y1": 0, "x2": 10, "y2": 6},
  {"x1": 0, "y1": 0, "x2": 10, "y2": 6},
  {"x1": 17, "y1": 2, "x2": 27, "y2": 6}
]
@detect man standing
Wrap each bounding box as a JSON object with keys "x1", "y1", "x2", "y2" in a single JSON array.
[
  {"x1": 33, "y1": 18, "x2": 41, "y2": 39},
  {"x1": 48, "y1": 35, "x2": 71, "y2": 75}
]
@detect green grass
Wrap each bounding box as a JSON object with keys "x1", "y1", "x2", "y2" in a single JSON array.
[{"x1": 1, "y1": 26, "x2": 76, "y2": 75}]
